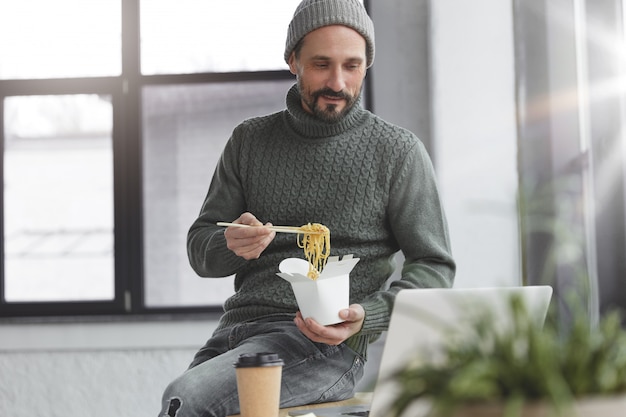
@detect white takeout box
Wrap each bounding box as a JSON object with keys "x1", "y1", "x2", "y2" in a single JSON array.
[{"x1": 277, "y1": 254, "x2": 360, "y2": 325}]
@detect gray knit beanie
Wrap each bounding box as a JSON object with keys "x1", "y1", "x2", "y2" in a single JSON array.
[{"x1": 284, "y1": 0, "x2": 375, "y2": 68}]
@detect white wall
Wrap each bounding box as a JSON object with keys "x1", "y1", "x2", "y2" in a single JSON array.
[
  {"x1": 371, "y1": 0, "x2": 521, "y2": 288},
  {"x1": 0, "y1": 1, "x2": 522, "y2": 416},
  {"x1": 0, "y1": 320, "x2": 216, "y2": 416},
  {"x1": 429, "y1": 0, "x2": 520, "y2": 288}
]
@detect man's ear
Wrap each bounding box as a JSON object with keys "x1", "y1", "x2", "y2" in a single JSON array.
[{"x1": 288, "y1": 52, "x2": 298, "y2": 75}]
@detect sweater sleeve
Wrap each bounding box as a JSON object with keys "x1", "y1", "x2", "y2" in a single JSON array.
[
  {"x1": 187, "y1": 130, "x2": 249, "y2": 277},
  {"x1": 357, "y1": 139, "x2": 456, "y2": 335}
]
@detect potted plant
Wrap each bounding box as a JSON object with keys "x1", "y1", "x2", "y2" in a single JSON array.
[{"x1": 388, "y1": 293, "x2": 626, "y2": 417}]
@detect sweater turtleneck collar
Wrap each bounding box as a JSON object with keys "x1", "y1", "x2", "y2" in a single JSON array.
[{"x1": 284, "y1": 83, "x2": 368, "y2": 139}]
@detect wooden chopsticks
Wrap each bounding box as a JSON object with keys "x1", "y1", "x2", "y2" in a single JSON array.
[{"x1": 216, "y1": 222, "x2": 321, "y2": 234}]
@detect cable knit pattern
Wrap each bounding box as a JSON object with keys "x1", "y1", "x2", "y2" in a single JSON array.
[{"x1": 187, "y1": 84, "x2": 455, "y2": 357}]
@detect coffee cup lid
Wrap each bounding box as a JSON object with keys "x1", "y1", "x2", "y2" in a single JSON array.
[{"x1": 234, "y1": 352, "x2": 284, "y2": 368}]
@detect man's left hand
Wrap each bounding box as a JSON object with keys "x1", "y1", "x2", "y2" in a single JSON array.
[{"x1": 294, "y1": 304, "x2": 365, "y2": 345}]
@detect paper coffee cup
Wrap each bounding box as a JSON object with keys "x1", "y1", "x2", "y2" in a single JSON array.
[{"x1": 234, "y1": 352, "x2": 284, "y2": 417}]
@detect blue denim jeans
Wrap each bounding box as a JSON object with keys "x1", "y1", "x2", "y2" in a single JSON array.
[{"x1": 157, "y1": 316, "x2": 366, "y2": 417}]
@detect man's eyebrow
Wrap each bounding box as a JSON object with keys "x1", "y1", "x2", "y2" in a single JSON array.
[{"x1": 310, "y1": 55, "x2": 365, "y2": 63}]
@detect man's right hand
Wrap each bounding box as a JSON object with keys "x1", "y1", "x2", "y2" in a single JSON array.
[{"x1": 223, "y1": 212, "x2": 276, "y2": 260}]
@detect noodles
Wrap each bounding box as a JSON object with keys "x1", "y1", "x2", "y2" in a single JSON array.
[{"x1": 297, "y1": 223, "x2": 330, "y2": 280}]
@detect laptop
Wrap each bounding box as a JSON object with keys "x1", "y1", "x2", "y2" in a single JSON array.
[{"x1": 289, "y1": 285, "x2": 553, "y2": 417}]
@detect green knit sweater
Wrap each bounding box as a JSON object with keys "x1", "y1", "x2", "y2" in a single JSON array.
[{"x1": 187, "y1": 84, "x2": 455, "y2": 357}]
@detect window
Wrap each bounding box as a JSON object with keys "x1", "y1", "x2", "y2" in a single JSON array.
[
  {"x1": 0, "y1": 0, "x2": 122, "y2": 79},
  {"x1": 513, "y1": 0, "x2": 626, "y2": 316},
  {"x1": 3, "y1": 95, "x2": 114, "y2": 303},
  {"x1": 142, "y1": 81, "x2": 293, "y2": 307},
  {"x1": 140, "y1": 0, "x2": 297, "y2": 74},
  {"x1": 0, "y1": 0, "x2": 329, "y2": 317}
]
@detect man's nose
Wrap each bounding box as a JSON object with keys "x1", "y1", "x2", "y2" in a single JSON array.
[{"x1": 326, "y1": 67, "x2": 347, "y2": 92}]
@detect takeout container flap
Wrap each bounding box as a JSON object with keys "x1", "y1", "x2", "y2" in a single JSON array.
[{"x1": 276, "y1": 254, "x2": 359, "y2": 284}]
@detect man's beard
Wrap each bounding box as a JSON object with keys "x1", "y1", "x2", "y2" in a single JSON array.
[{"x1": 299, "y1": 82, "x2": 359, "y2": 123}]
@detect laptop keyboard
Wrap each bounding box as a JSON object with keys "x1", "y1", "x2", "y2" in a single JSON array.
[{"x1": 343, "y1": 412, "x2": 369, "y2": 417}]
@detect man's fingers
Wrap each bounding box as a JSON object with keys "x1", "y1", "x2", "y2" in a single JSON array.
[{"x1": 225, "y1": 227, "x2": 275, "y2": 260}]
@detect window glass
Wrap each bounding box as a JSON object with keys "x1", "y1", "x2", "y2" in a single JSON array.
[
  {"x1": 3, "y1": 95, "x2": 115, "y2": 302},
  {"x1": 0, "y1": 0, "x2": 121, "y2": 79},
  {"x1": 140, "y1": 0, "x2": 300, "y2": 74},
  {"x1": 142, "y1": 80, "x2": 293, "y2": 307}
]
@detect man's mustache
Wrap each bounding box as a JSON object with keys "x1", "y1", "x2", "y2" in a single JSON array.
[{"x1": 312, "y1": 88, "x2": 352, "y2": 101}]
